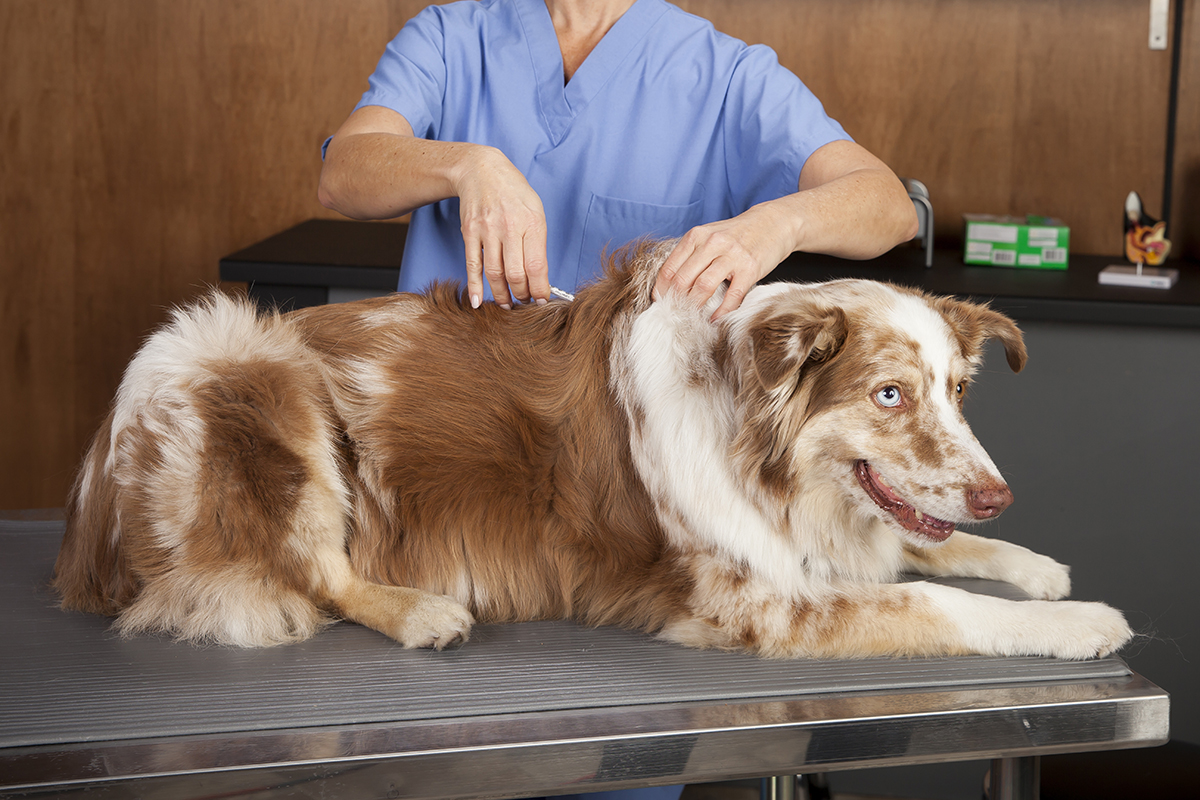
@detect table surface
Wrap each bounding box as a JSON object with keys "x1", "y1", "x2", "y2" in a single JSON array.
[
  {"x1": 0, "y1": 520, "x2": 1169, "y2": 798},
  {"x1": 219, "y1": 219, "x2": 1200, "y2": 327}
]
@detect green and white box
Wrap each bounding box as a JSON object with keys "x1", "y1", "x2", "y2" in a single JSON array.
[{"x1": 963, "y1": 214, "x2": 1070, "y2": 269}]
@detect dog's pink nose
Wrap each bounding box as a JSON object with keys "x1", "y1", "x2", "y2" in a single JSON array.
[{"x1": 967, "y1": 483, "x2": 1013, "y2": 519}]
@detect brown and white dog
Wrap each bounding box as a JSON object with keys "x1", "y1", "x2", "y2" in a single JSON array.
[{"x1": 55, "y1": 242, "x2": 1132, "y2": 660}]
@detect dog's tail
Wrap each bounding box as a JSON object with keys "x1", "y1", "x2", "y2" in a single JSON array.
[{"x1": 53, "y1": 411, "x2": 139, "y2": 616}]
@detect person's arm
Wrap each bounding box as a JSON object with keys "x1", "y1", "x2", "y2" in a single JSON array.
[
  {"x1": 653, "y1": 139, "x2": 919, "y2": 319},
  {"x1": 319, "y1": 105, "x2": 550, "y2": 308}
]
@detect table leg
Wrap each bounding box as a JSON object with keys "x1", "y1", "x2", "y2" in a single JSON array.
[
  {"x1": 989, "y1": 756, "x2": 1041, "y2": 800},
  {"x1": 760, "y1": 775, "x2": 797, "y2": 800}
]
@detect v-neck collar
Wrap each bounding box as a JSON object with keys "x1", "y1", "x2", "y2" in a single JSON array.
[{"x1": 515, "y1": 0, "x2": 668, "y2": 144}]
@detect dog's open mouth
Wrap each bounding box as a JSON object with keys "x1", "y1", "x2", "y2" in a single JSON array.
[{"x1": 854, "y1": 460, "x2": 954, "y2": 542}]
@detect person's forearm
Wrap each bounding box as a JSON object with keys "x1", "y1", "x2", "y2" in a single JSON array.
[
  {"x1": 772, "y1": 167, "x2": 919, "y2": 260},
  {"x1": 318, "y1": 133, "x2": 484, "y2": 220}
]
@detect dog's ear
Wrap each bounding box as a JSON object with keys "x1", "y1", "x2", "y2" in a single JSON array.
[
  {"x1": 749, "y1": 305, "x2": 848, "y2": 390},
  {"x1": 934, "y1": 297, "x2": 1027, "y2": 373}
]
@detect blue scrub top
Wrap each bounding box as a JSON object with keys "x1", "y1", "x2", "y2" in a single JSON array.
[{"x1": 343, "y1": 0, "x2": 850, "y2": 295}]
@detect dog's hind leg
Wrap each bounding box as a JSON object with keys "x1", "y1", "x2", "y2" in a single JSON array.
[
  {"x1": 60, "y1": 294, "x2": 472, "y2": 649},
  {"x1": 328, "y1": 577, "x2": 475, "y2": 649},
  {"x1": 114, "y1": 362, "x2": 473, "y2": 648},
  {"x1": 80, "y1": 295, "x2": 344, "y2": 647},
  {"x1": 900, "y1": 532, "x2": 1072, "y2": 600},
  {"x1": 106, "y1": 355, "x2": 356, "y2": 647}
]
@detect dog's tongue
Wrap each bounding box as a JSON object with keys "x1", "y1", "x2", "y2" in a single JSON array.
[{"x1": 855, "y1": 460, "x2": 954, "y2": 542}]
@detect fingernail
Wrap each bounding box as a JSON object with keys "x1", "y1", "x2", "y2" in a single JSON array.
[
  {"x1": 500, "y1": 303, "x2": 512, "y2": 311},
  {"x1": 471, "y1": 294, "x2": 481, "y2": 309},
  {"x1": 536, "y1": 298, "x2": 547, "y2": 306}
]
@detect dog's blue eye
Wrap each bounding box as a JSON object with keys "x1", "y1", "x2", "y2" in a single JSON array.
[{"x1": 875, "y1": 386, "x2": 903, "y2": 408}]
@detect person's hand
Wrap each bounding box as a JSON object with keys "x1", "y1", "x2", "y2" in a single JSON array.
[
  {"x1": 319, "y1": 107, "x2": 554, "y2": 308},
  {"x1": 453, "y1": 147, "x2": 551, "y2": 309},
  {"x1": 653, "y1": 203, "x2": 794, "y2": 320},
  {"x1": 652, "y1": 140, "x2": 920, "y2": 321}
]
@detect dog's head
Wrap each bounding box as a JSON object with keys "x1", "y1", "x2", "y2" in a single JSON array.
[{"x1": 722, "y1": 280, "x2": 1025, "y2": 548}]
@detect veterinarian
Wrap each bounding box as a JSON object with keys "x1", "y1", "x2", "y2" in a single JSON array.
[{"x1": 318, "y1": 0, "x2": 918, "y2": 321}]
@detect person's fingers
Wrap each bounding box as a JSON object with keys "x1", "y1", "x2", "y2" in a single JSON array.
[
  {"x1": 482, "y1": 237, "x2": 512, "y2": 309},
  {"x1": 655, "y1": 222, "x2": 780, "y2": 317},
  {"x1": 657, "y1": 229, "x2": 726, "y2": 307},
  {"x1": 524, "y1": 222, "x2": 550, "y2": 305},
  {"x1": 685, "y1": 255, "x2": 731, "y2": 305},
  {"x1": 653, "y1": 236, "x2": 696, "y2": 301},
  {"x1": 463, "y1": 235, "x2": 485, "y2": 309},
  {"x1": 454, "y1": 147, "x2": 551, "y2": 310},
  {"x1": 711, "y1": 270, "x2": 754, "y2": 321},
  {"x1": 503, "y1": 227, "x2": 531, "y2": 304}
]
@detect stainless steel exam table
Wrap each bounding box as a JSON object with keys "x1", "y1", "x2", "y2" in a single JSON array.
[{"x1": 0, "y1": 520, "x2": 1168, "y2": 799}]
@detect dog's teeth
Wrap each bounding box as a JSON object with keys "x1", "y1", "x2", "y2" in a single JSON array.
[{"x1": 916, "y1": 511, "x2": 925, "y2": 521}]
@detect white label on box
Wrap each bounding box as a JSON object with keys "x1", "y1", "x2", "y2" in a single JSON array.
[
  {"x1": 968, "y1": 223, "x2": 1019, "y2": 244},
  {"x1": 1042, "y1": 247, "x2": 1067, "y2": 264},
  {"x1": 1028, "y1": 227, "x2": 1061, "y2": 244},
  {"x1": 967, "y1": 241, "x2": 993, "y2": 258},
  {"x1": 1018, "y1": 253, "x2": 1042, "y2": 266},
  {"x1": 991, "y1": 250, "x2": 1017, "y2": 266}
]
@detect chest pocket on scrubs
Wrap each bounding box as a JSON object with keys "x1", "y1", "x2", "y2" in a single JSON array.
[{"x1": 576, "y1": 193, "x2": 704, "y2": 285}]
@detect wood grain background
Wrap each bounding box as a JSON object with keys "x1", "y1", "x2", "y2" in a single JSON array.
[{"x1": 2, "y1": 0, "x2": 1197, "y2": 509}]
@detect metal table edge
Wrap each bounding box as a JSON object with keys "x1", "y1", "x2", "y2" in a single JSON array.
[{"x1": 0, "y1": 672, "x2": 1169, "y2": 796}]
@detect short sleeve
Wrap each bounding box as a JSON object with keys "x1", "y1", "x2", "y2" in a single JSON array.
[
  {"x1": 354, "y1": 5, "x2": 449, "y2": 140},
  {"x1": 722, "y1": 44, "x2": 851, "y2": 212}
]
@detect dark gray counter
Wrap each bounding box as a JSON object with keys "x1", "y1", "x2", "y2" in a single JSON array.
[{"x1": 219, "y1": 219, "x2": 1200, "y2": 327}]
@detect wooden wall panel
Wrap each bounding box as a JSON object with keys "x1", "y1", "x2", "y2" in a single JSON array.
[
  {"x1": 681, "y1": 0, "x2": 1172, "y2": 253},
  {"x1": 1009, "y1": 1, "x2": 1172, "y2": 257},
  {"x1": 683, "y1": 0, "x2": 1022, "y2": 237},
  {"x1": 71, "y1": 1, "x2": 169, "y2": 451},
  {"x1": 0, "y1": 0, "x2": 1193, "y2": 509},
  {"x1": 1172, "y1": 0, "x2": 1199, "y2": 260},
  {"x1": 65, "y1": 0, "x2": 397, "y2": 494},
  {"x1": 2, "y1": 1, "x2": 395, "y2": 509},
  {"x1": 1, "y1": 1, "x2": 79, "y2": 506}
]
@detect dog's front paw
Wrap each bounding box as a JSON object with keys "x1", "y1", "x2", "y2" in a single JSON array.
[
  {"x1": 1038, "y1": 601, "x2": 1133, "y2": 660},
  {"x1": 390, "y1": 594, "x2": 475, "y2": 650},
  {"x1": 997, "y1": 544, "x2": 1072, "y2": 600}
]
